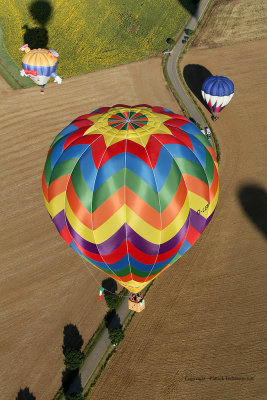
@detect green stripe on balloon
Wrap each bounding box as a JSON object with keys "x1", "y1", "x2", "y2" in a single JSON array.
[
  {"x1": 176, "y1": 158, "x2": 208, "y2": 183},
  {"x1": 44, "y1": 151, "x2": 53, "y2": 186},
  {"x1": 50, "y1": 158, "x2": 79, "y2": 183},
  {"x1": 92, "y1": 170, "x2": 125, "y2": 212},
  {"x1": 204, "y1": 148, "x2": 215, "y2": 185},
  {"x1": 71, "y1": 163, "x2": 93, "y2": 212},
  {"x1": 126, "y1": 170, "x2": 160, "y2": 212},
  {"x1": 159, "y1": 161, "x2": 182, "y2": 211},
  {"x1": 50, "y1": 133, "x2": 65, "y2": 149}
]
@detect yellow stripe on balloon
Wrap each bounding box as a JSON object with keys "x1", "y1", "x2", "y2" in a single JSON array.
[
  {"x1": 188, "y1": 191, "x2": 209, "y2": 214},
  {"x1": 65, "y1": 192, "x2": 190, "y2": 246},
  {"x1": 48, "y1": 192, "x2": 66, "y2": 218},
  {"x1": 43, "y1": 195, "x2": 49, "y2": 213},
  {"x1": 65, "y1": 197, "x2": 95, "y2": 242},
  {"x1": 208, "y1": 187, "x2": 219, "y2": 216},
  {"x1": 125, "y1": 198, "x2": 189, "y2": 243},
  {"x1": 66, "y1": 202, "x2": 126, "y2": 244},
  {"x1": 119, "y1": 280, "x2": 150, "y2": 293}
]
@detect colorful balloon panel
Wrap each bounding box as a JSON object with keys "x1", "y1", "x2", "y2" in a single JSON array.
[
  {"x1": 42, "y1": 105, "x2": 219, "y2": 293},
  {"x1": 201, "y1": 75, "x2": 234, "y2": 115},
  {"x1": 21, "y1": 47, "x2": 59, "y2": 87}
]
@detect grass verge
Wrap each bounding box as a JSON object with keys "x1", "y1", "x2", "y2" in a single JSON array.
[
  {"x1": 162, "y1": 0, "x2": 221, "y2": 162},
  {"x1": 0, "y1": 27, "x2": 33, "y2": 89}
]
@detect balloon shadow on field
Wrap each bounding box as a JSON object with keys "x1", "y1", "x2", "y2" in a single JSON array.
[
  {"x1": 62, "y1": 323, "x2": 84, "y2": 355},
  {"x1": 16, "y1": 387, "x2": 36, "y2": 400},
  {"x1": 183, "y1": 64, "x2": 213, "y2": 112},
  {"x1": 101, "y1": 277, "x2": 118, "y2": 294},
  {"x1": 238, "y1": 184, "x2": 267, "y2": 237},
  {"x1": 22, "y1": 0, "x2": 53, "y2": 49},
  {"x1": 177, "y1": 0, "x2": 201, "y2": 15}
]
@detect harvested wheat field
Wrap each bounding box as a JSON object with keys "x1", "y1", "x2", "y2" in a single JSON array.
[
  {"x1": 192, "y1": 0, "x2": 267, "y2": 48},
  {"x1": 88, "y1": 42, "x2": 267, "y2": 400},
  {"x1": 0, "y1": 57, "x2": 181, "y2": 400}
]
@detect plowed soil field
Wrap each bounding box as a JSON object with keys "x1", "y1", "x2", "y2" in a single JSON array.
[
  {"x1": 0, "y1": 57, "x2": 181, "y2": 400},
  {"x1": 88, "y1": 40, "x2": 267, "y2": 400},
  {"x1": 192, "y1": 0, "x2": 267, "y2": 48}
]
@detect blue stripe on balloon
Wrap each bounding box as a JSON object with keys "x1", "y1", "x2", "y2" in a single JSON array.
[
  {"x1": 177, "y1": 240, "x2": 191, "y2": 256},
  {"x1": 70, "y1": 240, "x2": 83, "y2": 256},
  {"x1": 153, "y1": 146, "x2": 173, "y2": 191},
  {"x1": 129, "y1": 254, "x2": 174, "y2": 272},
  {"x1": 58, "y1": 124, "x2": 79, "y2": 138},
  {"x1": 51, "y1": 138, "x2": 67, "y2": 169},
  {"x1": 86, "y1": 254, "x2": 130, "y2": 271},
  {"x1": 22, "y1": 61, "x2": 58, "y2": 77},
  {"x1": 94, "y1": 153, "x2": 157, "y2": 191},
  {"x1": 94, "y1": 153, "x2": 124, "y2": 190},
  {"x1": 179, "y1": 122, "x2": 201, "y2": 136},
  {"x1": 79, "y1": 147, "x2": 98, "y2": 192},
  {"x1": 164, "y1": 143, "x2": 201, "y2": 164},
  {"x1": 202, "y1": 76, "x2": 234, "y2": 96},
  {"x1": 81, "y1": 254, "x2": 114, "y2": 273},
  {"x1": 126, "y1": 153, "x2": 156, "y2": 190},
  {"x1": 56, "y1": 144, "x2": 89, "y2": 164},
  {"x1": 163, "y1": 107, "x2": 174, "y2": 113},
  {"x1": 188, "y1": 135, "x2": 207, "y2": 169}
]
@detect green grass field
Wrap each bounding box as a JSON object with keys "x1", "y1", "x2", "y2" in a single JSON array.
[{"x1": 0, "y1": 0, "x2": 195, "y2": 80}]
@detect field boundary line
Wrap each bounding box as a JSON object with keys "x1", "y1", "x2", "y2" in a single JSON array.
[
  {"x1": 162, "y1": 0, "x2": 221, "y2": 162},
  {"x1": 0, "y1": 26, "x2": 33, "y2": 89}
]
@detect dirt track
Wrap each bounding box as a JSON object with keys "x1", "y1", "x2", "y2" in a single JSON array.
[
  {"x1": 88, "y1": 40, "x2": 267, "y2": 400},
  {"x1": 0, "y1": 57, "x2": 181, "y2": 400}
]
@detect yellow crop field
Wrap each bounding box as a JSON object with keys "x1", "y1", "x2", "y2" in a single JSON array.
[{"x1": 0, "y1": 0, "x2": 196, "y2": 78}]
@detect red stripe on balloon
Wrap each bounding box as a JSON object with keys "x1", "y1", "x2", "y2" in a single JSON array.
[
  {"x1": 42, "y1": 172, "x2": 49, "y2": 202},
  {"x1": 60, "y1": 225, "x2": 72, "y2": 245},
  {"x1": 186, "y1": 225, "x2": 200, "y2": 245}
]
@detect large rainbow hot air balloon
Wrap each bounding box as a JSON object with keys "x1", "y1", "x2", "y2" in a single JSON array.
[
  {"x1": 19, "y1": 44, "x2": 62, "y2": 93},
  {"x1": 201, "y1": 75, "x2": 234, "y2": 120},
  {"x1": 42, "y1": 105, "x2": 219, "y2": 309}
]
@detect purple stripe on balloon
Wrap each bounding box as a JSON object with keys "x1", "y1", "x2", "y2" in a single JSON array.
[
  {"x1": 189, "y1": 209, "x2": 207, "y2": 232},
  {"x1": 97, "y1": 225, "x2": 127, "y2": 255},
  {"x1": 53, "y1": 210, "x2": 66, "y2": 233},
  {"x1": 65, "y1": 215, "x2": 192, "y2": 257},
  {"x1": 159, "y1": 216, "x2": 189, "y2": 253},
  {"x1": 66, "y1": 219, "x2": 99, "y2": 253},
  {"x1": 126, "y1": 224, "x2": 160, "y2": 255}
]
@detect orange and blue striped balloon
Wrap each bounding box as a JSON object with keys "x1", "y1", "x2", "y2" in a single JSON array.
[{"x1": 42, "y1": 105, "x2": 219, "y2": 293}]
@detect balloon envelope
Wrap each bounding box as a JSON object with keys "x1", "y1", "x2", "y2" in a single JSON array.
[
  {"x1": 21, "y1": 48, "x2": 59, "y2": 87},
  {"x1": 201, "y1": 75, "x2": 234, "y2": 116},
  {"x1": 42, "y1": 105, "x2": 219, "y2": 293}
]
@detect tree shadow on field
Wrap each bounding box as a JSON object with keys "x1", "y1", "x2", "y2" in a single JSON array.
[
  {"x1": 62, "y1": 368, "x2": 83, "y2": 394},
  {"x1": 104, "y1": 309, "x2": 122, "y2": 332},
  {"x1": 177, "y1": 0, "x2": 201, "y2": 15},
  {"x1": 61, "y1": 324, "x2": 84, "y2": 395},
  {"x1": 183, "y1": 64, "x2": 213, "y2": 111},
  {"x1": 62, "y1": 324, "x2": 84, "y2": 355},
  {"x1": 238, "y1": 184, "x2": 267, "y2": 237},
  {"x1": 22, "y1": 0, "x2": 53, "y2": 49},
  {"x1": 16, "y1": 387, "x2": 36, "y2": 400},
  {"x1": 101, "y1": 277, "x2": 118, "y2": 294}
]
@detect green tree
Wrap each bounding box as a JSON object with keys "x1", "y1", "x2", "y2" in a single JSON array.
[
  {"x1": 109, "y1": 328, "x2": 125, "y2": 345},
  {"x1": 64, "y1": 348, "x2": 85, "y2": 370},
  {"x1": 166, "y1": 37, "x2": 175, "y2": 45},
  {"x1": 66, "y1": 393, "x2": 84, "y2": 400},
  {"x1": 104, "y1": 292, "x2": 119, "y2": 310}
]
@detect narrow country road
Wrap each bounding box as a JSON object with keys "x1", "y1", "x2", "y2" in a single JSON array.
[
  {"x1": 64, "y1": 0, "x2": 213, "y2": 397},
  {"x1": 167, "y1": 0, "x2": 211, "y2": 126}
]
